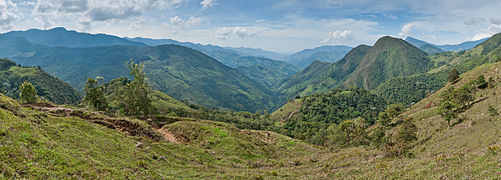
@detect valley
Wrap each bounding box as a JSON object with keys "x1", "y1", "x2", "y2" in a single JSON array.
[{"x1": 0, "y1": 2, "x2": 500, "y2": 178}]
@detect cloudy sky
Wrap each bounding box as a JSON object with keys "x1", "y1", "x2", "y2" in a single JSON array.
[{"x1": 1, "y1": 0, "x2": 501, "y2": 53}]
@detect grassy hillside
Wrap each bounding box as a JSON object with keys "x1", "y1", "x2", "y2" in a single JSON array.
[
  {"x1": 345, "y1": 36, "x2": 433, "y2": 89},
  {"x1": 0, "y1": 94, "x2": 323, "y2": 179},
  {"x1": 1, "y1": 61, "x2": 498, "y2": 178},
  {"x1": 0, "y1": 58, "x2": 81, "y2": 104}
]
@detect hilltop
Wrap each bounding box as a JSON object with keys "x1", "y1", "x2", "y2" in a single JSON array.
[
  {"x1": 0, "y1": 58, "x2": 81, "y2": 104},
  {"x1": 274, "y1": 45, "x2": 371, "y2": 100},
  {"x1": 345, "y1": 36, "x2": 433, "y2": 89}
]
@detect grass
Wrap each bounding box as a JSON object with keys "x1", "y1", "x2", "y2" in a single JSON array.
[{"x1": 1, "y1": 63, "x2": 500, "y2": 179}]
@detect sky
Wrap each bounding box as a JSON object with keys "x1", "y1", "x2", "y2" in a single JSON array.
[{"x1": 1, "y1": 0, "x2": 501, "y2": 53}]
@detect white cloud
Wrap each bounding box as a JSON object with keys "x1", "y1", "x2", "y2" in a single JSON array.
[
  {"x1": 490, "y1": 17, "x2": 501, "y2": 25},
  {"x1": 397, "y1": 23, "x2": 413, "y2": 38},
  {"x1": 471, "y1": 32, "x2": 491, "y2": 41},
  {"x1": 321, "y1": 30, "x2": 353, "y2": 43},
  {"x1": 216, "y1": 26, "x2": 257, "y2": 40},
  {"x1": 471, "y1": 24, "x2": 501, "y2": 41},
  {"x1": 33, "y1": 0, "x2": 185, "y2": 29},
  {"x1": 170, "y1": 16, "x2": 183, "y2": 26},
  {"x1": 0, "y1": 0, "x2": 18, "y2": 30},
  {"x1": 464, "y1": 18, "x2": 484, "y2": 26},
  {"x1": 200, "y1": 0, "x2": 215, "y2": 9},
  {"x1": 170, "y1": 16, "x2": 206, "y2": 28}
]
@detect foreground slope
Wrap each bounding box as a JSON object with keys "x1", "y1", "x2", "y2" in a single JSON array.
[
  {"x1": 0, "y1": 95, "x2": 320, "y2": 179},
  {"x1": 1, "y1": 62, "x2": 498, "y2": 179}
]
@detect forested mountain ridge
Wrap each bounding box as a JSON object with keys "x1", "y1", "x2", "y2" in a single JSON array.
[
  {"x1": 274, "y1": 45, "x2": 371, "y2": 100},
  {"x1": 0, "y1": 37, "x2": 277, "y2": 112},
  {"x1": 375, "y1": 32, "x2": 501, "y2": 106},
  {"x1": 344, "y1": 36, "x2": 433, "y2": 89},
  {"x1": 0, "y1": 58, "x2": 81, "y2": 104}
]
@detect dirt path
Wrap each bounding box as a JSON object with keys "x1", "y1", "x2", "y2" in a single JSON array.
[
  {"x1": 23, "y1": 103, "x2": 164, "y2": 142},
  {"x1": 157, "y1": 129, "x2": 179, "y2": 143},
  {"x1": 281, "y1": 110, "x2": 299, "y2": 122}
]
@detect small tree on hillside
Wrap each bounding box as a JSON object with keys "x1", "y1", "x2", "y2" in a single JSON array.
[
  {"x1": 118, "y1": 62, "x2": 154, "y2": 117},
  {"x1": 19, "y1": 81, "x2": 38, "y2": 104},
  {"x1": 476, "y1": 75, "x2": 488, "y2": 89},
  {"x1": 83, "y1": 76, "x2": 108, "y2": 111},
  {"x1": 438, "y1": 100, "x2": 456, "y2": 127},
  {"x1": 448, "y1": 69, "x2": 460, "y2": 83}
]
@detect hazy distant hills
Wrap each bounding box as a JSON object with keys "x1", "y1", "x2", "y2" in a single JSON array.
[
  {"x1": 127, "y1": 37, "x2": 297, "y2": 87},
  {"x1": 405, "y1": 36, "x2": 489, "y2": 53},
  {"x1": 282, "y1": 46, "x2": 352, "y2": 69},
  {"x1": 2, "y1": 27, "x2": 148, "y2": 48},
  {"x1": 0, "y1": 35, "x2": 279, "y2": 111}
]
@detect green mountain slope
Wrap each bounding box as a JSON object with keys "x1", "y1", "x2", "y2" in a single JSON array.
[
  {"x1": 419, "y1": 44, "x2": 444, "y2": 54},
  {"x1": 236, "y1": 65, "x2": 292, "y2": 88},
  {"x1": 127, "y1": 37, "x2": 297, "y2": 80},
  {"x1": 375, "y1": 32, "x2": 501, "y2": 106},
  {"x1": 275, "y1": 45, "x2": 371, "y2": 100},
  {"x1": 345, "y1": 36, "x2": 433, "y2": 89},
  {"x1": 271, "y1": 87, "x2": 386, "y2": 145},
  {"x1": 0, "y1": 58, "x2": 81, "y2": 104},
  {"x1": 0, "y1": 38, "x2": 275, "y2": 112}
]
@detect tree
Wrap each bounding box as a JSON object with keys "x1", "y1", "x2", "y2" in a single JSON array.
[
  {"x1": 438, "y1": 100, "x2": 456, "y2": 127},
  {"x1": 118, "y1": 62, "x2": 154, "y2": 117},
  {"x1": 448, "y1": 69, "x2": 460, "y2": 83},
  {"x1": 19, "y1": 81, "x2": 38, "y2": 104},
  {"x1": 476, "y1": 75, "x2": 488, "y2": 89},
  {"x1": 83, "y1": 77, "x2": 108, "y2": 111}
]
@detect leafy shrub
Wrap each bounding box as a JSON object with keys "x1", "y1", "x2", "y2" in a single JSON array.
[
  {"x1": 448, "y1": 69, "x2": 460, "y2": 83},
  {"x1": 19, "y1": 81, "x2": 38, "y2": 104},
  {"x1": 488, "y1": 105, "x2": 499, "y2": 117},
  {"x1": 83, "y1": 77, "x2": 108, "y2": 111},
  {"x1": 476, "y1": 75, "x2": 488, "y2": 89}
]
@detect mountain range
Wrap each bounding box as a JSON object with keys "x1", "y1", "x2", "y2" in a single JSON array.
[
  {"x1": 282, "y1": 45, "x2": 352, "y2": 69},
  {"x1": 0, "y1": 27, "x2": 496, "y2": 112},
  {"x1": 405, "y1": 36, "x2": 488, "y2": 54}
]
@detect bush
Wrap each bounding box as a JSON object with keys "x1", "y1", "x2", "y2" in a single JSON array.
[
  {"x1": 448, "y1": 69, "x2": 460, "y2": 83},
  {"x1": 488, "y1": 105, "x2": 499, "y2": 117},
  {"x1": 476, "y1": 75, "x2": 488, "y2": 89},
  {"x1": 382, "y1": 117, "x2": 417, "y2": 157},
  {"x1": 19, "y1": 81, "x2": 38, "y2": 104},
  {"x1": 83, "y1": 77, "x2": 108, "y2": 111}
]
